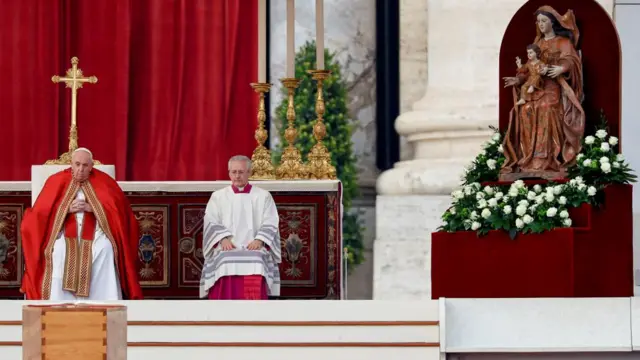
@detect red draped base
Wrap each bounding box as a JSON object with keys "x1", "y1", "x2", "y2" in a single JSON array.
[
  {"x1": 208, "y1": 275, "x2": 268, "y2": 300},
  {"x1": 432, "y1": 184, "x2": 633, "y2": 299}
]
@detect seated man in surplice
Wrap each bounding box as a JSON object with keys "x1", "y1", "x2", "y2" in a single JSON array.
[
  {"x1": 200, "y1": 155, "x2": 281, "y2": 300},
  {"x1": 20, "y1": 148, "x2": 143, "y2": 300}
]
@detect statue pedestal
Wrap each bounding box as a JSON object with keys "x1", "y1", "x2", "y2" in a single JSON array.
[
  {"x1": 22, "y1": 303, "x2": 127, "y2": 360},
  {"x1": 31, "y1": 165, "x2": 115, "y2": 205}
]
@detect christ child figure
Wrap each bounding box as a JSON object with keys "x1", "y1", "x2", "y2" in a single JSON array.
[{"x1": 515, "y1": 44, "x2": 547, "y2": 105}]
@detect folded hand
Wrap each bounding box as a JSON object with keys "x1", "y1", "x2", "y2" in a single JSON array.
[
  {"x1": 220, "y1": 238, "x2": 235, "y2": 251},
  {"x1": 69, "y1": 200, "x2": 93, "y2": 213},
  {"x1": 247, "y1": 239, "x2": 264, "y2": 251}
]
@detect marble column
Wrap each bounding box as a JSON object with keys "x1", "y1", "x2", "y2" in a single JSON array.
[
  {"x1": 374, "y1": 0, "x2": 527, "y2": 300},
  {"x1": 373, "y1": 0, "x2": 617, "y2": 300}
]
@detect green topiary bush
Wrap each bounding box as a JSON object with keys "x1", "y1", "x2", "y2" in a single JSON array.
[{"x1": 273, "y1": 40, "x2": 365, "y2": 272}]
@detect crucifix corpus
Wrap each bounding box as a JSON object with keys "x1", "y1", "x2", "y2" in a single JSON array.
[{"x1": 45, "y1": 57, "x2": 100, "y2": 165}]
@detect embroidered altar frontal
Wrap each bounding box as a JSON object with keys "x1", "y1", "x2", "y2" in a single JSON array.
[{"x1": 0, "y1": 180, "x2": 343, "y2": 299}]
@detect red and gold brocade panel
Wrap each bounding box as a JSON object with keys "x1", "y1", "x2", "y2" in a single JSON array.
[
  {"x1": 131, "y1": 206, "x2": 169, "y2": 287},
  {"x1": 0, "y1": 205, "x2": 23, "y2": 287},
  {"x1": 176, "y1": 195, "x2": 333, "y2": 298},
  {"x1": 0, "y1": 190, "x2": 342, "y2": 299},
  {"x1": 177, "y1": 204, "x2": 319, "y2": 288}
]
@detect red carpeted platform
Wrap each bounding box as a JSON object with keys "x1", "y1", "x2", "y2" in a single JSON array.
[{"x1": 431, "y1": 184, "x2": 633, "y2": 299}]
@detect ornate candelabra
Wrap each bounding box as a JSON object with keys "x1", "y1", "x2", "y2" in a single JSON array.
[
  {"x1": 307, "y1": 70, "x2": 337, "y2": 179},
  {"x1": 276, "y1": 78, "x2": 308, "y2": 180},
  {"x1": 249, "y1": 83, "x2": 275, "y2": 180}
]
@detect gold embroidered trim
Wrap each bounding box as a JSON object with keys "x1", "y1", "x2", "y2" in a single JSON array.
[
  {"x1": 62, "y1": 236, "x2": 79, "y2": 291},
  {"x1": 76, "y1": 239, "x2": 94, "y2": 297},
  {"x1": 41, "y1": 181, "x2": 79, "y2": 300}
]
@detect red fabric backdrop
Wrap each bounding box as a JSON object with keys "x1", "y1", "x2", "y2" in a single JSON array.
[{"x1": 0, "y1": 0, "x2": 258, "y2": 181}]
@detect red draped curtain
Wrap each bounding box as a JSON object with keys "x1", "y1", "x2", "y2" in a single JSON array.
[{"x1": 0, "y1": 0, "x2": 258, "y2": 181}]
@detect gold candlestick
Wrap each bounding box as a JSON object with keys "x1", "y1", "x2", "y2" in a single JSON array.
[
  {"x1": 307, "y1": 70, "x2": 337, "y2": 179},
  {"x1": 249, "y1": 83, "x2": 275, "y2": 180},
  {"x1": 276, "y1": 78, "x2": 308, "y2": 180}
]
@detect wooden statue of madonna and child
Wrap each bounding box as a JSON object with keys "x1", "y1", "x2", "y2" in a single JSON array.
[{"x1": 499, "y1": 1, "x2": 621, "y2": 182}]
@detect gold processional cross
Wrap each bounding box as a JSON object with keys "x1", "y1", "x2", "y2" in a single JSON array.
[{"x1": 45, "y1": 57, "x2": 100, "y2": 165}]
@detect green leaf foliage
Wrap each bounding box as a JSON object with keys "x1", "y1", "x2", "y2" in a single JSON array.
[{"x1": 273, "y1": 40, "x2": 364, "y2": 271}]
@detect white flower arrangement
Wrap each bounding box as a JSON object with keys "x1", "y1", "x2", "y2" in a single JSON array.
[
  {"x1": 440, "y1": 178, "x2": 593, "y2": 237},
  {"x1": 568, "y1": 127, "x2": 636, "y2": 186},
  {"x1": 440, "y1": 118, "x2": 635, "y2": 238}
]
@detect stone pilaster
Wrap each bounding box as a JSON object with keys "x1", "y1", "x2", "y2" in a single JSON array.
[{"x1": 374, "y1": 0, "x2": 527, "y2": 300}]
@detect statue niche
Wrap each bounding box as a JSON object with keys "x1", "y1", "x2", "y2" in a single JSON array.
[{"x1": 498, "y1": 0, "x2": 621, "y2": 181}]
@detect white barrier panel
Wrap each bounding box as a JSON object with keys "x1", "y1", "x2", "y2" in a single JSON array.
[
  {"x1": 0, "y1": 300, "x2": 442, "y2": 360},
  {"x1": 444, "y1": 298, "x2": 633, "y2": 353}
]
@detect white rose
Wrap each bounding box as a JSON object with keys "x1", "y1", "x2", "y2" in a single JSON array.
[
  {"x1": 498, "y1": 144, "x2": 504, "y2": 153},
  {"x1": 503, "y1": 205, "x2": 512, "y2": 214},
  {"x1": 509, "y1": 188, "x2": 519, "y2": 197},
  {"x1": 587, "y1": 186, "x2": 597, "y2": 196},
  {"x1": 481, "y1": 208, "x2": 492, "y2": 219},
  {"x1": 518, "y1": 199, "x2": 529, "y2": 206},
  {"x1": 609, "y1": 136, "x2": 619, "y2": 145},
  {"x1": 553, "y1": 185, "x2": 563, "y2": 195},
  {"x1": 480, "y1": 150, "x2": 487, "y2": 156},
  {"x1": 563, "y1": 218, "x2": 572, "y2": 227},
  {"x1": 533, "y1": 184, "x2": 542, "y2": 193},
  {"x1": 464, "y1": 186, "x2": 473, "y2": 195},
  {"x1": 546, "y1": 207, "x2": 558, "y2": 217},
  {"x1": 503, "y1": 196, "x2": 510, "y2": 202},
  {"x1": 527, "y1": 191, "x2": 537, "y2": 200},
  {"x1": 484, "y1": 186, "x2": 494, "y2": 195},
  {"x1": 492, "y1": 133, "x2": 501, "y2": 141},
  {"x1": 545, "y1": 193, "x2": 555, "y2": 202},
  {"x1": 472, "y1": 183, "x2": 481, "y2": 190},
  {"x1": 477, "y1": 199, "x2": 487, "y2": 208},
  {"x1": 578, "y1": 183, "x2": 587, "y2": 191},
  {"x1": 453, "y1": 190, "x2": 464, "y2": 199},
  {"x1": 470, "y1": 211, "x2": 479, "y2": 220},
  {"x1": 523, "y1": 214, "x2": 534, "y2": 224},
  {"x1": 476, "y1": 192, "x2": 485, "y2": 200},
  {"x1": 494, "y1": 192, "x2": 504, "y2": 200},
  {"x1": 514, "y1": 180, "x2": 525, "y2": 188},
  {"x1": 488, "y1": 198, "x2": 498, "y2": 207},
  {"x1": 576, "y1": 153, "x2": 584, "y2": 160},
  {"x1": 601, "y1": 142, "x2": 610, "y2": 152},
  {"x1": 450, "y1": 207, "x2": 456, "y2": 214},
  {"x1": 560, "y1": 210, "x2": 569, "y2": 219},
  {"x1": 515, "y1": 205, "x2": 527, "y2": 216},
  {"x1": 558, "y1": 196, "x2": 567, "y2": 205},
  {"x1": 515, "y1": 218, "x2": 524, "y2": 229},
  {"x1": 443, "y1": 220, "x2": 448, "y2": 226},
  {"x1": 585, "y1": 136, "x2": 595, "y2": 144},
  {"x1": 613, "y1": 162, "x2": 620, "y2": 168},
  {"x1": 600, "y1": 156, "x2": 609, "y2": 163},
  {"x1": 486, "y1": 159, "x2": 497, "y2": 170},
  {"x1": 583, "y1": 159, "x2": 592, "y2": 166},
  {"x1": 575, "y1": 176, "x2": 584, "y2": 184},
  {"x1": 535, "y1": 196, "x2": 544, "y2": 205},
  {"x1": 617, "y1": 154, "x2": 625, "y2": 162},
  {"x1": 529, "y1": 204, "x2": 538, "y2": 212},
  {"x1": 595, "y1": 129, "x2": 607, "y2": 139},
  {"x1": 471, "y1": 221, "x2": 481, "y2": 231},
  {"x1": 601, "y1": 162, "x2": 611, "y2": 173}
]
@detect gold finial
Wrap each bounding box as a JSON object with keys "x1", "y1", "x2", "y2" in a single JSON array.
[
  {"x1": 249, "y1": 82, "x2": 276, "y2": 180},
  {"x1": 47, "y1": 57, "x2": 101, "y2": 165},
  {"x1": 275, "y1": 78, "x2": 308, "y2": 180},
  {"x1": 307, "y1": 70, "x2": 337, "y2": 180}
]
